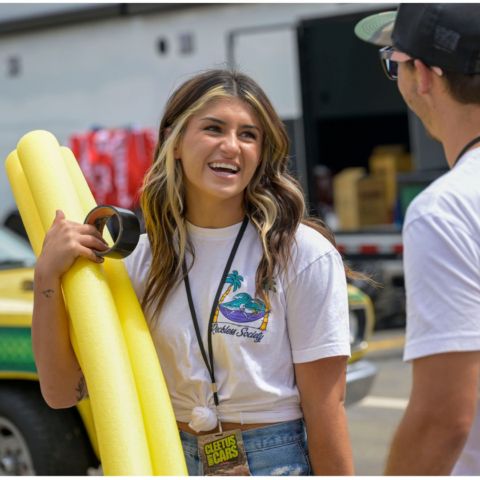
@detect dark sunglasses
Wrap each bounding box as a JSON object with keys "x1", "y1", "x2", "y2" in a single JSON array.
[
  {"x1": 379, "y1": 46, "x2": 413, "y2": 81},
  {"x1": 379, "y1": 46, "x2": 443, "y2": 81}
]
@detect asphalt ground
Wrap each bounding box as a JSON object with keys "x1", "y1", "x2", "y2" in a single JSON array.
[{"x1": 347, "y1": 328, "x2": 411, "y2": 475}]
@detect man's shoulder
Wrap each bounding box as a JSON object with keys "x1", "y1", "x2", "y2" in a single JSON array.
[
  {"x1": 404, "y1": 165, "x2": 480, "y2": 230},
  {"x1": 403, "y1": 179, "x2": 445, "y2": 227}
]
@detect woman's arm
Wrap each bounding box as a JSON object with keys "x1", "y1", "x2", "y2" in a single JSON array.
[
  {"x1": 32, "y1": 210, "x2": 107, "y2": 408},
  {"x1": 294, "y1": 355, "x2": 354, "y2": 475}
]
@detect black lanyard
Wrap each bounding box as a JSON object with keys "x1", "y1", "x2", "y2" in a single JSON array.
[
  {"x1": 182, "y1": 216, "x2": 249, "y2": 407},
  {"x1": 452, "y1": 135, "x2": 480, "y2": 167}
]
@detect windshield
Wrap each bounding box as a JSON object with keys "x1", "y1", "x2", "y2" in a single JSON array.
[{"x1": 0, "y1": 227, "x2": 36, "y2": 268}]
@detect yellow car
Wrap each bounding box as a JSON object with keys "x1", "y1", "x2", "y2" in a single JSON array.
[{"x1": 0, "y1": 226, "x2": 376, "y2": 475}]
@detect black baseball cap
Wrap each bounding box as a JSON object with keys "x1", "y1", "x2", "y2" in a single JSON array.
[{"x1": 355, "y1": 4, "x2": 480, "y2": 74}]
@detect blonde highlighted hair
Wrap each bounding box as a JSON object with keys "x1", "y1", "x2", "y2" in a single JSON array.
[{"x1": 140, "y1": 69, "x2": 338, "y2": 318}]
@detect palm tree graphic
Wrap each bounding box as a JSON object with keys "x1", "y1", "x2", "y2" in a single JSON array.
[
  {"x1": 213, "y1": 270, "x2": 243, "y2": 323},
  {"x1": 259, "y1": 296, "x2": 270, "y2": 331},
  {"x1": 259, "y1": 280, "x2": 276, "y2": 331}
]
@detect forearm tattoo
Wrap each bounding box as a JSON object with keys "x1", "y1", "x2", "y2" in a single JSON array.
[
  {"x1": 41, "y1": 289, "x2": 54, "y2": 298},
  {"x1": 75, "y1": 371, "x2": 88, "y2": 401}
]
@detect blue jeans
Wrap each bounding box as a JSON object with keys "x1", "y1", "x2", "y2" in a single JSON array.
[{"x1": 179, "y1": 418, "x2": 312, "y2": 476}]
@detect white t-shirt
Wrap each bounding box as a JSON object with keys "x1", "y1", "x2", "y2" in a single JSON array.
[
  {"x1": 403, "y1": 147, "x2": 480, "y2": 474},
  {"x1": 125, "y1": 220, "x2": 350, "y2": 428}
]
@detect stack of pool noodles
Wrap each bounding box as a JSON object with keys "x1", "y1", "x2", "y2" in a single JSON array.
[{"x1": 5, "y1": 130, "x2": 187, "y2": 476}]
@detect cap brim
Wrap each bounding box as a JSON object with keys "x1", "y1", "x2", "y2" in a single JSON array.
[{"x1": 354, "y1": 11, "x2": 397, "y2": 46}]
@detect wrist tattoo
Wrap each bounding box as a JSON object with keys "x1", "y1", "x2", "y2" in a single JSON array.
[
  {"x1": 41, "y1": 289, "x2": 55, "y2": 298},
  {"x1": 75, "y1": 373, "x2": 88, "y2": 401}
]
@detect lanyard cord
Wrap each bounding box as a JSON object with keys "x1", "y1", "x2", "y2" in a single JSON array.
[
  {"x1": 452, "y1": 135, "x2": 480, "y2": 168},
  {"x1": 182, "y1": 216, "x2": 249, "y2": 407}
]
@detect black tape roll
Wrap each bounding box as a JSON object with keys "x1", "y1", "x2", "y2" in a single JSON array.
[{"x1": 84, "y1": 205, "x2": 140, "y2": 259}]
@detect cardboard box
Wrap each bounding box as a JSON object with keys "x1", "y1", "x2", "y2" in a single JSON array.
[
  {"x1": 333, "y1": 167, "x2": 365, "y2": 230},
  {"x1": 370, "y1": 145, "x2": 412, "y2": 171},
  {"x1": 369, "y1": 145, "x2": 412, "y2": 210},
  {"x1": 333, "y1": 168, "x2": 390, "y2": 230},
  {"x1": 357, "y1": 176, "x2": 390, "y2": 227}
]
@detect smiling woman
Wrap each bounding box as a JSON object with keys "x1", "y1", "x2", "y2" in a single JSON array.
[
  {"x1": 32, "y1": 69, "x2": 354, "y2": 476},
  {"x1": 174, "y1": 97, "x2": 262, "y2": 227}
]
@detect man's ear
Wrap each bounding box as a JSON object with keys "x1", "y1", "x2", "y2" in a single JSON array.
[{"x1": 414, "y1": 59, "x2": 434, "y2": 95}]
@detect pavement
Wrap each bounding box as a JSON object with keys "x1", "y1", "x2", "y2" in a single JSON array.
[{"x1": 348, "y1": 326, "x2": 410, "y2": 474}]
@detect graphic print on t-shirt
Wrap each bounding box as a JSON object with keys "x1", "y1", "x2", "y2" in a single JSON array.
[{"x1": 212, "y1": 270, "x2": 272, "y2": 343}]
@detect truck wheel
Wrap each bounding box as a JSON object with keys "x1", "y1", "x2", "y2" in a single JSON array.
[{"x1": 0, "y1": 381, "x2": 97, "y2": 475}]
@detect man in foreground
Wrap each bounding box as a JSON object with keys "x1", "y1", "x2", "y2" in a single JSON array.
[{"x1": 355, "y1": 4, "x2": 480, "y2": 475}]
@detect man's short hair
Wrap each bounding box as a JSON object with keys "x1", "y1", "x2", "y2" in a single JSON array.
[{"x1": 443, "y1": 72, "x2": 480, "y2": 105}]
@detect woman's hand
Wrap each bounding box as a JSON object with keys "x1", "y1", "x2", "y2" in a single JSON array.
[{"x1": 36, "y1": 210, "x2": 108, "y2": 279}]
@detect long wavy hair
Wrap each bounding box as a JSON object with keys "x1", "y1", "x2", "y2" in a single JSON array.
[{"x1": 140, "y1": 69, "x2": 339, "y2": 318}]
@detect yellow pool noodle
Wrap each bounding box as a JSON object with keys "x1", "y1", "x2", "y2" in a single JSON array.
[
  {"x1": 14, "y1": 130, "x2": 152, "y2": 475},
  {"x1": 61, "y1": 147, "x2": 187, "y2": 475},
  {"x1": 5, "y1": 150, "x2": 100, "y2": 459},
  {"x1": 5, "y1": 151, "x2": 45, "y2": 257}
]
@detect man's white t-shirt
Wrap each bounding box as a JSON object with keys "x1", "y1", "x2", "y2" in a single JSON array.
[
  {"x1": 403, "y1": 147, "x2": 480, "y2": 474},
  {"x1": 125, "y1": 220, "x2": 350, "y2": 429}
]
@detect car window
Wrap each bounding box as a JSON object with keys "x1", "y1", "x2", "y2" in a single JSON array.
[{"x1": 0, "y1": 227, "x2": 36, "y2": 268}]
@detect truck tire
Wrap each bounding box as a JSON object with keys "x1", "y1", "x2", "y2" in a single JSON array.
[{"x1": 0, "y1": 381, "x2": 97, "y2": 475}]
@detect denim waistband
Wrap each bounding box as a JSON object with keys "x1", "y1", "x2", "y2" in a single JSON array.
[{"x1": 180, "y1": 418, "x2": 305, "y2": 455}]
